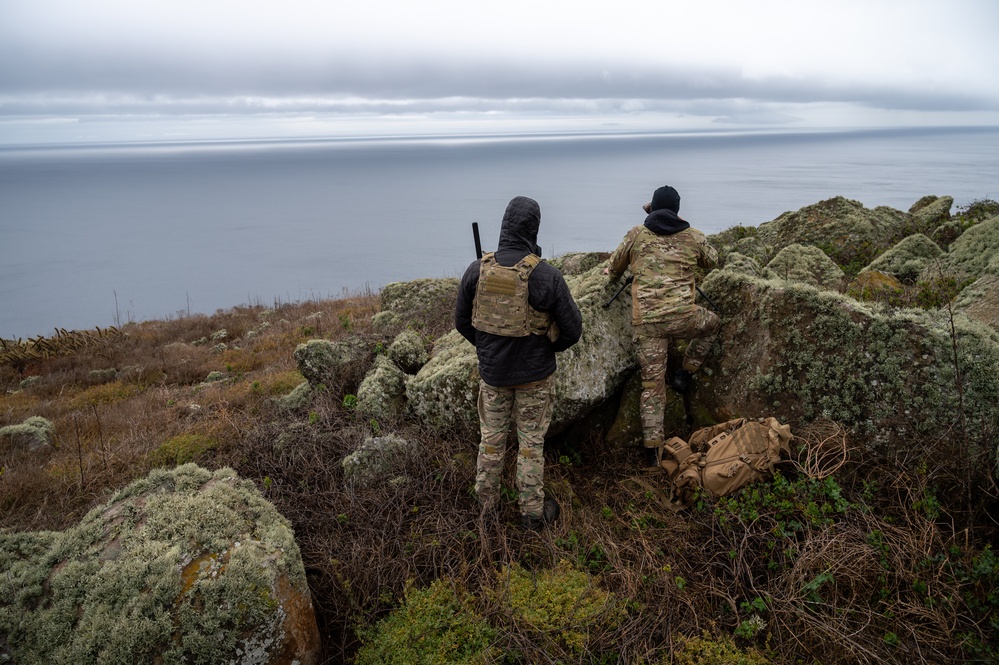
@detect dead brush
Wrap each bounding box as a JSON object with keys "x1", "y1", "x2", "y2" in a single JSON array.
[{"x1": 792, "y1": 418, "x2": 851, "y2": 479}]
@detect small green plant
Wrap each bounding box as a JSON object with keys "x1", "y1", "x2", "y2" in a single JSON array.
[
  {"x1": 355, "y1": 579, "x2": 497, "y2": 665},
  {"x1": 670, "y1": 631, "x2": 771, "y2": 665},
  {"x1": 308, "y1": 411, "x2": 319, "y2": 425},
  {"x1": 342, "y1": 394, "x2": 358, "y2": 410},
  {"x1": 369, "y1": 418, "x2": 381, "y2": 435},
  {"x1": 883, "y1": 631, "x2": 900, "y2": 647},
  {"x1": 149, "y1": 434, "x2": 217, "y2": 466},
  {"x1": 495, "y1": 560, "x2": 627, "y2": 655},
  {"x1": 338, "y1": 312, "x2": 353, "y2": 331}
]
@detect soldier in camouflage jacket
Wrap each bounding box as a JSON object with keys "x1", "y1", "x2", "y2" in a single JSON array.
[{"x1": 605, "y1": 185, "x2": 720, "y2": 452}]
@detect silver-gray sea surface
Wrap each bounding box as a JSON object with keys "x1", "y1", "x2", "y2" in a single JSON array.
[{"x1": 2, "y1": 126, "x2": 998, "y2": 339}]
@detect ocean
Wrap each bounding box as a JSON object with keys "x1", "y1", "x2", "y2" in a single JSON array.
[{"x1": 2, "y1": 126, "x2": 998, "y2": 339}]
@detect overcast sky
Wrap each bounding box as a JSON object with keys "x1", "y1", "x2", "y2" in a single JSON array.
[{"x1": 1, "y1": 0, "x2": 998, "y2": 144}]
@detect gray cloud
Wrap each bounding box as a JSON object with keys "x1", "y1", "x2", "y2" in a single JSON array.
[{"x1": 1, "y1": 0, "x2": 997, "y2": 140}]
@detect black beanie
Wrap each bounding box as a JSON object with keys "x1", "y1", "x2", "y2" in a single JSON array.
[{"x1": 651, "y1": 185, "x2": 681, "y2": 213}]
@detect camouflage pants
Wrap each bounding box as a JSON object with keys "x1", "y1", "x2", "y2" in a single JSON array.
[
  {"x1": 475, "y1": 375, "x2": 554, "y2": 518},
  {"x1": 635, "y1": 306, "x2": 721, "y2": 446}
]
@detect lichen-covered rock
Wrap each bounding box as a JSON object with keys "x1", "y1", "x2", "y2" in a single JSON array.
[
  {"x1": 847, "y1": 270, "x2": 904, "y2": 301},
  {"x1": 342, "y1": 434, "x2": 419, "y2": 488},
  {"x1": 862, "y1": 233, "x2": 944, "y2": 283},
  {"x1": 275, "y1": 380, "x2": 313, "y2": 411},
  {"x1": 909, "y1": 195, "x2": 953, "y2": 232},
  {"x1": 763, "y1": 243, "x2": 846, "y2": 291},
  {"x1": 406, "y1": 256, "x2": 638, "y2": 437},
  {"x1": 547, "y1": 252, "x2": 609, "y2": 276},
  {"x1": 0, "y1": 464, "x2": 320, "y2": 665},
  {"x1": 293, "y1": 338, "x2": 369, "y2": 389},
  {"x1": 721, "y1": 252, "x2": 764, "y2": 278},
  {"x1": 357, "y1": 355, "x2": 408, "y2": 424},
  {"x1": 387, "y1": 329, "x2": 430, "y2": 374},
  {"x1": 931, "y1": 220, "x2": 964, "y2": 248},
  {"x1": 698, "y1": 267, "x2": 999, "y2": 467},
  {"x1": 378, "y1": 278, "x2": 459, "y2": 333},
  {"x1": 0, "y1": 415, "x2": 55, "y2": 451},
  {"x1": 954, "y1": 254, "x2": 999, "y2": 332},
  {"x1": 405, "y1": 330, "x2": 480, "y2": 436},
  {"x1": 756, "y1": 196, "x2": 908, "y2": 267},
  {"x1": 928, "y1": 215, "x2": 999, "y2": 283}
]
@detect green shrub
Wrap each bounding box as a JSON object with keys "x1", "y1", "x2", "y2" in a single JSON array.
[
  {"x1": 497, "y1": 560, "x2": 627, "y2": 654},
  {"x1": 355, "y1": 579, "x2": 497, "y2": 665},
  {"x1": 149, "y1": 434, "x2": 217, "y2": 466},
  {"x1": 664, "y1": 631, "x2": 771, "y2": 665}
]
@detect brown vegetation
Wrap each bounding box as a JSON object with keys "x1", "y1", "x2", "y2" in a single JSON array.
[{"x1": 3, "y1": 280, "x2": 998, "y2": 663}]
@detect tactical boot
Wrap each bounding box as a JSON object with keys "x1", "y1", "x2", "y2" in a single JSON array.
[{"x1": 522, "y1": 497, "x2": 560, "y2": 531}]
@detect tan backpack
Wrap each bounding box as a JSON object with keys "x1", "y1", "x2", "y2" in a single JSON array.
[{"x1": 661, "y1": 417, "x2": 793, "y2": 507}]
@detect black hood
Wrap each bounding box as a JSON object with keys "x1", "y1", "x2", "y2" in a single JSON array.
[
  {"x1": 496, "y1": 196, "x2": 542, "y2": 263},
  {"x1": 644, "y1": 208, "x2": 690, "y2": 236}
]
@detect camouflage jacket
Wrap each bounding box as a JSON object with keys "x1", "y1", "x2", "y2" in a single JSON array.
[{"x1": 608, "y1": 212, "x2": 717, "y2": 325}]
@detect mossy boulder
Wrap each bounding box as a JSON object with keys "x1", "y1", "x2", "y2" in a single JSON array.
[
  {"x1": 275, "y1": 380, "x2": 313, "y2": 411},
  {"x1": 386, "y1": 329, "x2": 430, "y2": 374},
  {"x1": 847, "y1": 270, "x2": 904, "y2": 301},
  {"x1": 697, "y1": 267, "x2": 999, "y2": 470},
  {"x1": 342, "y1": 434, "x2": 419, "y2": 488},
  {"x1": 928, "y1": 215, "x2": 999, "y2": 283},
  {"x1": 357, "y1": 355, "x2": 408, "y2": 424},
  {"x1": 763, "y1": 243, "x2": 846, "y2": 291},
  {"x1": 0, "y1": 464, "x2": 320, "y2": 665},
  {"x1": 954, "y1": 254, "x2": 999, "y2": 332},
  {"x1": 720, "y1": 252, "x2": 764, "y2": 278},
  {"x1": 548, "y1": 251, "x2": 609, "y2": 276},
  {"x1": 292, "y1": 338, "x2": 370, "y2": 392},
  {"x1": 756, "y1": 196, "x2": 908, "y2": 270},
  {"x1": 406, "y1": 256, "x2": 637, "y2": 437},
  {"x1": 909, "y1": 195, "x2": 953, "y2": 233},
  {"x1": 376, "y1": 278, "x2": 459, "y2": 334},
  {"x1": 862, "y1": 233, "x2": 944, "y2": 283},
  {"x1": 0, "y1": 415, "x2": 55, "y2": 451}
]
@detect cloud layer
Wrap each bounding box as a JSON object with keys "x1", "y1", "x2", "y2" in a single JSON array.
[{"x1": 2, "y1": 0, "x2": 998, "y2": 142}]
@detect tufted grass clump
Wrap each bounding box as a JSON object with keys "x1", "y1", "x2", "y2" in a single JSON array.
[
  {"x1": 661, "y1": 631, "x2": 771, "y2": 665},
  {"x1": 355, "y1": 578, "x2": 498, "y2": 665},
  {"x1": 496, "y1": 560, "x2": 628, "y2": 655},
  {"x1": 149, "y1": 433, "x2": 217, "y2": 466}
]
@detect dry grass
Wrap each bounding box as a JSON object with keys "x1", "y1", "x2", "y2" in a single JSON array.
[{"x1": 3, "y1": 287, "x2": 997, "y2": 664}]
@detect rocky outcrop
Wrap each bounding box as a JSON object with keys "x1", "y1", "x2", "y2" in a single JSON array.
[
  {"x1": 756, "y1": 196, "x2": 908, "y2": 266},
  {"x1": 927, "y1": 215, "x2": 999, "y2": 283},
  {"x1": 763, "y1": 243, "x2": 846, "y2": 291},
  {"x1": 0, "y1": 464, "x2": 321, "y2": 665},
  {"x1": 406, "y1": 260, "x2": 638, "y2": 437},
  {"x1": 0, "y1": 416, "x2": 54, "y2": 451},
  {"x1": 357, "y1": 355, "x2": 408, "y2": 424},
  {"x1": 372, "y1": 278, "x2": 459, "y2": 332},
  {"x1": 342, "y1": 434, "x2": 420, "y2": 488},
  {"x1": 955, "y1": 254, "x2": 999, "y2": 332},
  {"x1": 695, "y1": 267, "x2": 999, "y2": 453},
  {"x1": 909, "y1": 195, "x2": 954, "y2": 232},
  {"x1": 862, "y1": 233, "x2": 944, "y2": 282}
]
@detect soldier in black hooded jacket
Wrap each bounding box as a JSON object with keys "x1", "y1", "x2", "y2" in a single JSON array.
[{"x1": 455, "y1": 196, "x2": 582, "y2": 530}]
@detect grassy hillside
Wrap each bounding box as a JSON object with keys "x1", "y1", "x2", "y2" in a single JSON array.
[{"x1": 3, "y1": 263, "x2": 998, "y2": 662}]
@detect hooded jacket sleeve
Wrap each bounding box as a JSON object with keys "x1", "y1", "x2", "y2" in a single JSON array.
[
  {"x1": 548, "y1": 273, "x2": 582, "y2": 353},
  {"x1": 454, "y1": 260, "x2": 480, "y2": 345}
]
